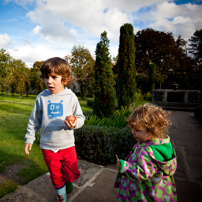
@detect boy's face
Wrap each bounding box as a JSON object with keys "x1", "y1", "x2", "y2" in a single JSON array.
[
  {"x1": 44, "y1": 73, "x2": 65, "y2": 94},
  {"x1": 131, "y1": 126, "x2": 152, "y2": 143}
]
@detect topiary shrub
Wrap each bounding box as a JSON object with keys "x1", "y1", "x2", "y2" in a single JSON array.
[
  {"x1": 117, "y1": 23, "x2": 136, "y2": 108},
  {"x1": 75, "y1": 125, "x2": 136, "y2": 165},
  {"x1": 93, "y1": 31, "x2": 116, "y2": 117},
  {"x1": 194, "y1": 106, "x2": 202, "y2": 122}
]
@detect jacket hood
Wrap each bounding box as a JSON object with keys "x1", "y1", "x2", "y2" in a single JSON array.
[
  {"x1": 153, "y1": 151, "x2": 177, "y2": 176},
  {"x1": 144, "y1": 136, "x2": 177, "y2": 176}
]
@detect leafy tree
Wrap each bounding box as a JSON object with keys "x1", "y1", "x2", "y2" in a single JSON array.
[
  {"x1": 0, "y1": 49, "x2": 12, "y2": 95},
  {"x1": 149, "y1": 63, "x2": 156, "y2": 92},
  {"x1": 9, "y1": 59, "x2": 21, "y2": 95},
  {"x1": 93, "y1": 31, "x2": 116, "y2": 117},
  {"x1": 23, "y1": 67, "x2": 31, "y2": 97},
  {"x1": 135, "y1": 28, "x2": 189, "y2": 74},
  {"x1": 10, "y1": 67, "x2": 18, "y2": 96},
  {"x1": 188, "y1": 28, "x2": 202, "y2": 64},
  {"x1": 117, "y1": 23, "x2": 136, "y2": 108},
  {"x1": 65, "y1": 45, "x2": 95, "y2": 99},
  {"x1": 0, "y1": 49, "x2": 31, "y2": 97},
  {"x1": 10, "y1": 59, "x2": 30, "y2": 98},
  {"x1": 30, "y1": 61, "x2": 46, "y2": 94}
]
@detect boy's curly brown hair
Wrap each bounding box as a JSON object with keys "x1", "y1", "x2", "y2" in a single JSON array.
[
  {"x1": 128, "y1": 103, "x2": 171, "y2": 139},
  {"x1": 40, "y1": 57, "x2": 74, "y2": 86}
]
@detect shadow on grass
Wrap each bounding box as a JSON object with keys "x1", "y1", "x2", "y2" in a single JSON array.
[{"x1": 0, "y1": 148, "x2": 47, "y2": 198}]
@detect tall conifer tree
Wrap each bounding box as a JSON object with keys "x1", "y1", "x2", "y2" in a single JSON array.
[
  {"x1": 149, "y1": 62, "x2": 156, "y2": 93},
  {"x1": 188, "y1": 28, "x2": 202, "y2": 63},
  {"x1": 93, "y1": 31, "x2": 116, "y2": 117},
  {"x1": 117, "y1": 23, "x2": 136, "y2": 108}
]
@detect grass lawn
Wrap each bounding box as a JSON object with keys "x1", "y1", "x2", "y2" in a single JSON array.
[{"x1": 0, "y1": 93, "x2": 92, "y2": 198}]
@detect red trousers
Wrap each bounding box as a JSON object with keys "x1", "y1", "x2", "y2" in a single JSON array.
[{"x1": 42, "y1": 146, "x2": 80, "y2": 189}]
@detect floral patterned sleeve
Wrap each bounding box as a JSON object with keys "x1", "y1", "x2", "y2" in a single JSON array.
[{"x1": 119, "y1": 148, "x2": 158, "y2": 181}]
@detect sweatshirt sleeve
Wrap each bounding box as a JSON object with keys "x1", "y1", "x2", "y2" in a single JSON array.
[
  {"x1": 72, "y1": 96, "x2": 85, "y2": 129},
  {"x1": 119, "y1": 149, "x2": 158, "y2": 181},
  {"x1": 25, "y1": 98, "x2": 42, "y2": 144}
]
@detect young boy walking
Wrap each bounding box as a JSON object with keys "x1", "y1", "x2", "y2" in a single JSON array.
[{"x1": 24, "y1": 57, "x2": 85, "y2": 202}]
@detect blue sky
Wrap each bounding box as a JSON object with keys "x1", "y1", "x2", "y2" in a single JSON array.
[{"x1": 0, "y1": 0, "x2": 202, "y2": 67}]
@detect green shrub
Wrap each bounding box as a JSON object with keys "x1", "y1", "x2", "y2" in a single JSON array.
[
  {"x1": 83, "y1": 110, "x2": 93, "y2": 117},
  {"x1": 84, "y1": 106, "x2": 131, "y2": 128},
  {"x1": 87, "y1": 99, "x2": 94, "y2": 107},
  {"x1": 134, "y1": 89, "x2": 144, "y2": 102},
  {"x1": 149, "y1": 62, "x2": 156, "y2": 92},
  {"x1": 136, "y1": 73, "x2": 149, "y2": 94},
  {"x1": 76, "y1": 103, "x2": 147, "y2": 165},
  {"x1": 194, "y1": 106, "x2": 202, "y2": 122},
  {"x1": 75, "y1": 125, "x2": 136, "y2": 165}
]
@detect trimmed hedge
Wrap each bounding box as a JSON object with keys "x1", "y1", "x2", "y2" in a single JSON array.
[{"x1": 75, "y1": 125, "x2": 136, "y2": 165}]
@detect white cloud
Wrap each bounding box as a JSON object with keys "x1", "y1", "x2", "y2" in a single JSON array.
[
  {"x1": 33, "y1": 25, "x2": 41, "y2": 34},
  {"x1": 8, "y1": 44, "x2": 70, "y2": 68},
  {"x1": 24, "y1": 0, "x2": 149, "y2": 61},
  {"x1": 152, "y1": 1, "x2": 179, "y2": 19},
  {"x1": 144, "y1": 1, "x2": 202, "y2": 40},
  {"x1": 102, "y1": 8, "x2": 132, "y2": 40},
  {"x1": 0, "y1": 34, "x2": 12, "y2": 48},
  {"x1": 173, "y1": 16, "x2": 192, "y2": 24},
  {"x1": 26, "y1": 0, "x2": 168, "y2": 44}
]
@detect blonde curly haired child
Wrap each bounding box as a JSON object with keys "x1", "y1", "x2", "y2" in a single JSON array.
[{"x1": 115, "y1": 103, "x2": 177, "y2": 202}]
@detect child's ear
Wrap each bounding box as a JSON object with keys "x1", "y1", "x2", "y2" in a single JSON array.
[{"x1": 62, "y1": 78, "x2": 69, "y2": 85}]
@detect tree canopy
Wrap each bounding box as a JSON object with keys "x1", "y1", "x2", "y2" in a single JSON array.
[
  {"x1": 29, "y1": 61, "x2": 46, "y2": 94},
  {"x1": 135, "y1": 28, "x2": 190, "y2": 74},
  {"x1": 11, "y1": 59, "x2": 30, "y2": 98},
  {"x1": 65, "y1": 45, "x2": 95, "y2": 99},
  {"x1": 0, "y1": 49, "x2": 12, "y2": 95},
  {"x1": 0, "y1": 48, "x2": 32, "y2": 97}
]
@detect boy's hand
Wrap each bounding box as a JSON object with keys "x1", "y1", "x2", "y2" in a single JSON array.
[
  {"x1": 64, "y1": 115, "x2": 77, "y2": 128},
  {"x1": 25, "y1": 143, "x2": 32, "y2": 155}
]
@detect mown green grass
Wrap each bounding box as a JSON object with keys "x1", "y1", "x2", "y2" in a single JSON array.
[
  {"x1": 0, "y1": 93, "x2": 92, "y2": 198},
  {"x1": 78, "y1": 98, "x2": 94, "y2": 112}
]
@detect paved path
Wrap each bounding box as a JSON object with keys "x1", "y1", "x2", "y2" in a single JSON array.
[
  {"x1": 168, "y1": 110, "x2": 202, "y2": 202},
  {"x1": 1, "y1": 110, "x2": 202, "y2": 202}
]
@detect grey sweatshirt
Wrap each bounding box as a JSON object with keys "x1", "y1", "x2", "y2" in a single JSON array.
[{"x1": 25, "y1": 88, "x2": 85, "y2": 150}]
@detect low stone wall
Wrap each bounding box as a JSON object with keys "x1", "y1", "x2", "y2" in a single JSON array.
[{"x1": 152, "y1": 89, "x2": 201, "y2": 107}]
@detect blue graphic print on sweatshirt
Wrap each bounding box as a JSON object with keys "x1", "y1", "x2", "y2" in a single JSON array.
[{"x1": 48, "y1": 100, "x2": 63, "y2": 119}]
